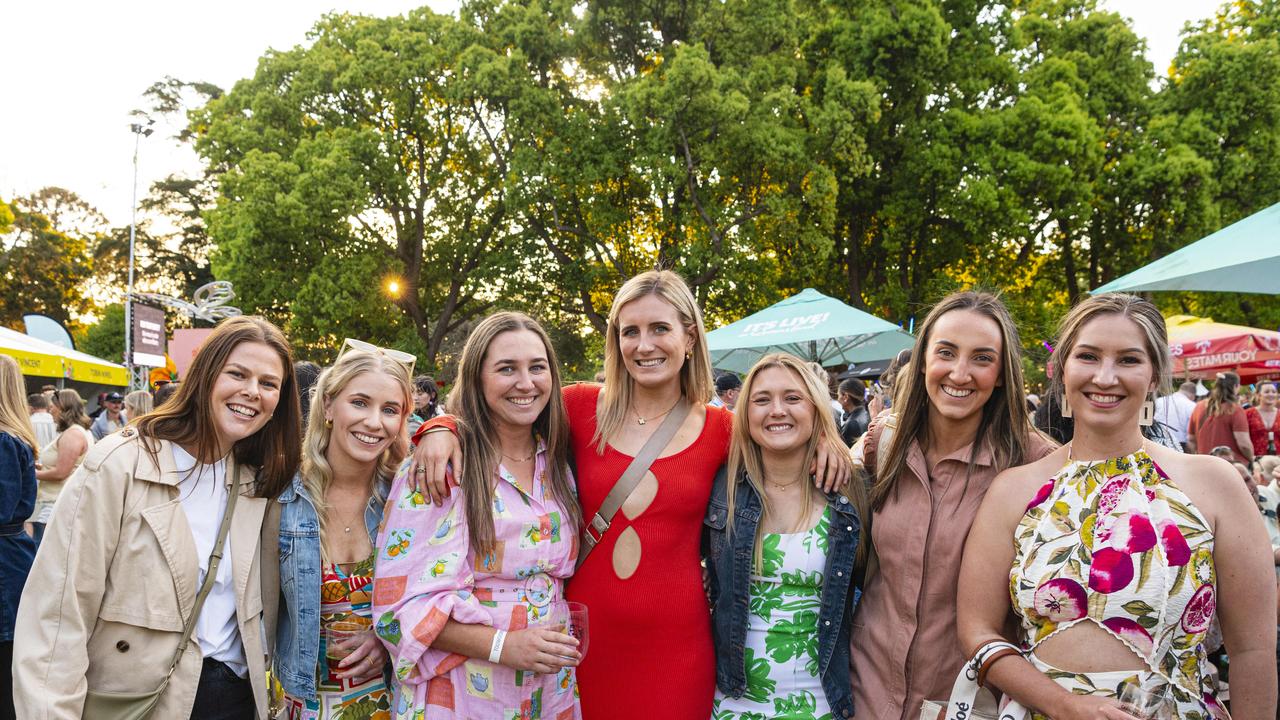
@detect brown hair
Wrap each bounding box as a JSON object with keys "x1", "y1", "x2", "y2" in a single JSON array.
[
  {"x1": 448, "y1": 312, "x2": 580, "y2": 556},
  {"x1": 0, "y1": 356, "x2": 37, "y2": 451},
  {"x1": 872, "y1": 291, "x2": 1042, "y2": 509},
  {"x1": 1205, "y1": 371, "x2": 1240, "y2": 418},
  {"x1": 595, "y1": 270, "x2": 715, "y2": 453},
  {"x1": 135, "y1": 316, "x2": 301, "y2": 498},
  {"x1": 51, "y1": 389, "x2": 91, "y2": 432}
]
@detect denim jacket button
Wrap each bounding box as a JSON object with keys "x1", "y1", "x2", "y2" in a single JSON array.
[
  {"x1": 824, "y1": 620, "x2": 830, "y2": 626},
  {"x1": 839, "y1": 496, "x2": 847, "y2": 503},
  {"x1": 846, "y1": 526, "x2": 853, "y2": 531},
  {"x1": 837, "y1": 571, "x2": 843, "y2": 577},
  {"x1": 711, "y1": 514, "x2": 717, "y2": 521}
]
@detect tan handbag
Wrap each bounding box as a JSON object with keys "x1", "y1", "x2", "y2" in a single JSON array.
[{"x1": 82, "y1": 455, "x2": 242, "y2": 719}]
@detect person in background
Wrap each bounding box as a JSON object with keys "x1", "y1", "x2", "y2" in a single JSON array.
[
  {"x1": 1156, "y1": 380, "x2": 1199, "y2": 450},
  {"x1": 14, "y1": 315, "x2": 303, "y2": 719},
  {"x1": 26, "y1": 393, "x2": 57, "y2": 449},
  {"x1": 1247, "y1": 381, "x2": 1280, "y2": 458},
  {"x1": 89, "y1": 391, "x2": 126, "y2": 440},
  {"x1": 153, "y1": 381, "x2": 180, "y2": 409},
  {"x1": 39, "y1": 385, "x2": 57, "y2": 399},
  {"x1": 867, "y1": 348, "x2": 912, "y2": 419},
  {"x1": 277, "y1": 342, "x2": 411, "y2": 719},
  {"x1": 124, "y1": 390, "x2": 153, "y2": 421},
  {"x1": 805, "y1": 362, "x2": 842, "y2": 424},
  {"x1": 710, "y1": 372, "x2": 742, "y2": 411},
  {"x1": 295, "y1": 361, "x2": 323, "y2": 421},
  {"x1": 837, "y1": 377, "x2": 870, "y2": 447},
  {"x1": 1189, "y1": 371, "x2": 1254, "y2": 464},
  {"x1": 405, "y1": 374, "x2": 440, "y2": 436},
  {"x1": 31, "y1": 390, "x2": 93, "y2": 547},
  {"x1": 0, "y1": 356, "x2": 38, "y2": 720}
]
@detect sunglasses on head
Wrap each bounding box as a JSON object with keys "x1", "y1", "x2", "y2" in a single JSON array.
[{"x1": 338, "y1": 338, "x2": 416, "y2": 374}]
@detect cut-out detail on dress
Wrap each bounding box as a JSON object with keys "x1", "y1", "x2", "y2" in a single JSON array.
[
  {"x1": 1008, "y1": 450, "x2": 1227, "y2": 719},
  {"x1": 621, "y1": 470, "x2": 658, "y2": 521},
  {"x1": 612, "y1": 526, "x2": 642, "y2": 579}
]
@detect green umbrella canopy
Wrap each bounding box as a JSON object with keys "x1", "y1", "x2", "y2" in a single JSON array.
[
  {"x1": 1094, "y1": 201, "x2": 1280, "y2": 294},
  {"x1": 706, "y1": 288, "x2": 914, "y2": 374}
]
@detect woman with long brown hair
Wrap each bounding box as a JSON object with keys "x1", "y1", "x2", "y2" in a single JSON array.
[
  {"x1": 849, "y1": 290, "x2": 1054, "y2": 720},
  {"x1": 1189, "y1": 371, "x2": 1254, "y2": 464},
  {"x1": 0, "y1": 355, "x2": 37, "y2": 720},
  {"x1": 373, "y1": 312, "x2": 582, "y2": 718},
  {"x1": 14, "y1": 315, "x2": 302, "y2": 720},
  {"x1": 30, "y1": 389, "x2": 92, "y2": 547}
]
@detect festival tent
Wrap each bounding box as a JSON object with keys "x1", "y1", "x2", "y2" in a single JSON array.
[
  {"x1": 1166, "y1": 315, "x2": 1280, "y2": 382},
  {"x1": 1094, "y1": 201, "x2": 1280, "y2": 294},
  {"x1": 706, "y1": 288, "x2": 914, "y2": 374},
  {"x1": 0, "y1": 325, "x2": 128, "y2": 386}
]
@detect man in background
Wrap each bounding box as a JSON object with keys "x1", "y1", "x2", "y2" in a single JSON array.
[
  {"x1": 711, "y1": 372, "x2": 741, "y2": 411},
  {"x1": 27, "y1": 393, "x2": 57, "y2": 448},
  {"x1": 90, "y1": 391, "x2": 126, "y2": 440},
  {"x1": 1155, "y1": 380, "x2": 1198, "y2": 450}
]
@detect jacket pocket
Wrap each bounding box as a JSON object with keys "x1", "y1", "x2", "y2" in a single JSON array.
[
  {"x1": 86, "y1": 607, "x2": 184, "y2": 695},
  {"x1": 703, "y1": 500, "x2": 728, "y2": 561}
]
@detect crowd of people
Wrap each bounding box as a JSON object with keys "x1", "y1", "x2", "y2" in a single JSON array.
[{"x1": 0, "y1": 269, "x2": 1276, "y2": 720}]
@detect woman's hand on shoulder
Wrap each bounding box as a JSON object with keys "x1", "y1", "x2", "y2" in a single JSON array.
[
  {"x1": 500, "y1": 627, "x2": 580, "y2": 674},
  {"x1": 408, "y1": 428, "x2": 462, "y2": 506}
]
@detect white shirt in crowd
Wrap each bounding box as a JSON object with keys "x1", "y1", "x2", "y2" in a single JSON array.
[
  {"x1": 171, "y1": 445, "x2": 247, "y2": 678},
  {"x1": 1154, "y1": 391, "x2": 1197, "y2": 445},
  {"x1": 30, "y1": 410, "x2": 57, "y2": 449}
]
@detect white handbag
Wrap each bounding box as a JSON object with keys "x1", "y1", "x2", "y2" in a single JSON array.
[{"x1": 920, "y1": 640, "x2": 1028, "y2": 720}]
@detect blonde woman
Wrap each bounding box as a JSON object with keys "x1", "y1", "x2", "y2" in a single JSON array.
[
  {"x1": 0, "y1": 356, "x2": 37, "y2": 720},
  {"x1": 276, "y1": 340, "x2": 414, "y2": 719},
  {"x1": 124, "y1": 389, "x2": 154, "y2": 420},
  {"x1": 30, "y1": 389, "x2": 93, "y2": 547},
  {"x1": 958, "y1": 294, "x2": 1275, "y2": 718},
  {"x1": 705, "y1": 354, "x2": 868, "y2": 720}
]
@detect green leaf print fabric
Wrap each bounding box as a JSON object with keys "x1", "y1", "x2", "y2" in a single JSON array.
[{"x1": 713, "y1": 509, "x2": 832, "y2": 720}]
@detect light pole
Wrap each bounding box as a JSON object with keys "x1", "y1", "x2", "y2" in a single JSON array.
[{"x1": 125, "y1": 120, "x2": 153, "y2": 392}]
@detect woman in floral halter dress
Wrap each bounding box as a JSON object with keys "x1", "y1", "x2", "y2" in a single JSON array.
[{"x1": 958, "y1": 294, "x2": 1276, "y2": 719}]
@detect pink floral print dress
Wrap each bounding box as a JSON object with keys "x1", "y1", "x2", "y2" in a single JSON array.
[
  {"x1": 1009, "y1": 450, "x2": 1227, "y2": 719},
  {"x1": 372, "y1": 443, "x2": 581, "y2": 720}
]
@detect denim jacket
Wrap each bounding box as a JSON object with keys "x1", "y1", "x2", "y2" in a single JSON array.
[
  {"x1": 703, "y1": 466, "x2": 863, "y2": 720},
  {"x1": 274, "y1": 472, "x2": 388, "y2": 699}
]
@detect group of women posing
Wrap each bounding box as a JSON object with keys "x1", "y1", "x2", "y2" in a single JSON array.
[{"x1": 4, "y1": 269, "x2": 1274, "y2": 720}]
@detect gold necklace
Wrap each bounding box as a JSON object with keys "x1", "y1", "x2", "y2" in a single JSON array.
[
  {"x1": 501, "y1": 448, "x2": 535, "y2": 463},
  {"x1": 633, "y1": 397, "x2": 683, "y2": 426},
  {"x1": 329, "y1": 502, "x2": 365, "y2": 534}
]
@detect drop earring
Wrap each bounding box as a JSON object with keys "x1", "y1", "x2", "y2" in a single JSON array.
[
  {"x1": 325, "y1": 418, "x2": 333, "y2": 429},
  {"x1": 1060, "y1": 394, "x2": 1072, "y2": 418},
  {"x1": 1139, "y1": 393, "x2": 1156, "y2": 427}
]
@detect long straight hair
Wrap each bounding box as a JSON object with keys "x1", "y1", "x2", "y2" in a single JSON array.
[
  {"x1": 0, "y1": 356, "x2": 37, "y2": 451},
  {"x1": 449, "y1": 312, "x2": 580, "y2": 556},
  {"x1": 595, "y1": 270, "x2": 715, "y2": 453},
  {"x1": 871, "y1": 291, "x2": 1041, "y2": 510},
  {"x1": 726, "y1": 353, "x2": 869, "y2": 570},
  {"x1": 1204, "y1": 371, "x2": 1240, "y2": 418},
  {"x1": 135, "y1": 315, "x2": 301, "y2": 499},
  {"x1": 301, "y1": 349, "x2": 412, "y2": 561}
]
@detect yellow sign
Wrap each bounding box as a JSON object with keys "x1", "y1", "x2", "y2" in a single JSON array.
[
  {"x1": 1, "y1": 349, "x2": 62, "y2": 378},
  {"x1": 66, "y1": 358, "x2": 129, "y2": 386}
]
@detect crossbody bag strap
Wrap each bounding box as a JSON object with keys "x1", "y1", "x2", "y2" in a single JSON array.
[
  {"x1": 577, "y1": 397, "x2": 691, "y2": 570},
  {"x1": 259, "y1": 493, "x2": 282, "y2": 655},
  {"x1": 160, "y1": 454, "x2": 243, "y2": 680}
]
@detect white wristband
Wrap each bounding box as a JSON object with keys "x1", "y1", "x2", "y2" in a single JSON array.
[{"x1": 488, "y1": 629, "x2": 507, "y2": 664}]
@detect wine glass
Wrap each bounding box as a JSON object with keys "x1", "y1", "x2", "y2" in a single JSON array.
[{"x1": 1116, "y1": 682, "x2": 1173, "y2": 720}]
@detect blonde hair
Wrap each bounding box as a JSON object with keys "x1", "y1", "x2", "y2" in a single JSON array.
[
  {"x1": 595, "y1": 270, "x2": 714, "y2": 453},
  {"x1": 301, "y1": 349, "x2": 412, "y2": 561},
  {"x1": 448, "y1": 312, "x2": 580, "y2": 556},
  {"x1": 872, "y1": 291, "x2": 1042, "y2": 510},
  {"x1": 0, "y1": 356, "x2": 37, "y2": 451},
  {"x1": 726, "y1": 354, "x2": 869, "y2": 570},
  {"x1": 1048, "y1": 293, "x2": 1172, "y2": 410},
  {"x1": 124, "y1": 390, "x2": 153, "y2": 420}
]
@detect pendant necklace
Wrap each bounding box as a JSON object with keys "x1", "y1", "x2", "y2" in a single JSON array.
[{"x1": 633, "y1": 396, "x2": 683, "y2": 426}]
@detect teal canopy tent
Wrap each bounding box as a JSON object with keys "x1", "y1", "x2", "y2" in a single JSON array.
[
  {"x1": 706, "y1": 288, "x2": 914, "y2": 374},
  {"x1": 1094, "y1": 202, "x2": 1280, "y2": 294}
]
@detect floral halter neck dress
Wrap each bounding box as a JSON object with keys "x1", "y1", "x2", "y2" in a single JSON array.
[{"x1": 1009, "y1": 449, "x2": 1227, "y2": 719}]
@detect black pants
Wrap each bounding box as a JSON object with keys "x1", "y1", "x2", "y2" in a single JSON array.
[
  {"x1": 190, "y1": 657, "x2": 254, "y2": 720},
  {"x1": 1, "y1": 641, "x2": 14, "y2": 720}
]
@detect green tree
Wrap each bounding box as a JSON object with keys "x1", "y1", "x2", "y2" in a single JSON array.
[
  {"x1": 0, "y1": 197, "x2": 94, "y2": 329},
  {"x1": 75, "y1": 304, "x2": 126, "y2": 364}
]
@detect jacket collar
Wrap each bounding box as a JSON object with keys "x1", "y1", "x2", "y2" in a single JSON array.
[
  {"x1": 279, "y1": 468, "x2": 391, "y2": 506},
  {"x1": 124, "y1": 430, "x2": 259, "y2": 495}
]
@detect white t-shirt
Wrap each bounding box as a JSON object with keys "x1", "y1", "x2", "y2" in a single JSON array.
[
  {"x1": 30, "y1": 411, "x2": 57, "y2": 449},
  {"x1": 1154, "y1": 392, "x2": 1196, "y2": 444},
  {"x1": 171, "y1": 445, "x2": 247, "y2": 678}
]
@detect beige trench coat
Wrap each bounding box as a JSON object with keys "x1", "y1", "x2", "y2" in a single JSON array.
[{"x1": 12, "y1": 430, "x2": 271, "y2": 719}]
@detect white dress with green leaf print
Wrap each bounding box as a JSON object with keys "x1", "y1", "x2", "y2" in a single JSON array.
[{"x1": 712, "y1": 508, "x2": 833, "y2": 720}]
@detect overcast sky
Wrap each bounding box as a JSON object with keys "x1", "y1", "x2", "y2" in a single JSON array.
[{"x1": 0, "y1": 0, "x2": 1223, "y2": 227}]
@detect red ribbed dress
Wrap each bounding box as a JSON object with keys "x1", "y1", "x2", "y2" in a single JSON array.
[{"x1": 563, "y1": 384, "x2": 731, "y2": 720}]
